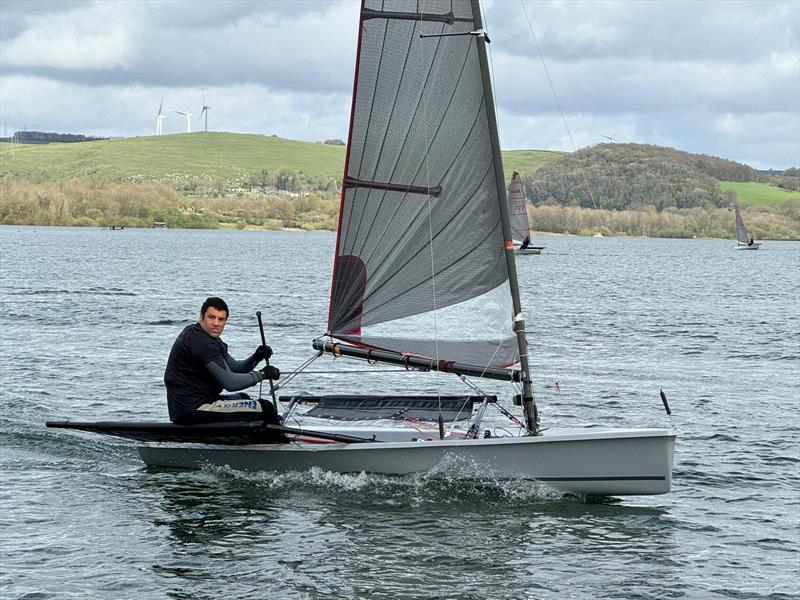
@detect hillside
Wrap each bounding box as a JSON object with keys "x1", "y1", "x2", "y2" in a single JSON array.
[
  {"x1": 521, "y1": 143, "x2": 800, "y2": 211},
  {"x1": 0, "y1": 133, "x2": 565, "y2": 189},
  {"x1": 501, "y1": 150, "x2": 566, "y2": 183},
  {"x1": 0, "y1": 132, "x2": 346, "y2": 188},
  {"x1": 4, "y1": 135, "x2": 794, "y2": 208}
]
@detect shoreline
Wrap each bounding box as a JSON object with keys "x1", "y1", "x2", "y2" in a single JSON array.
[{"x1": 1, "y1": 223, "x2": 797, "y2": 242}]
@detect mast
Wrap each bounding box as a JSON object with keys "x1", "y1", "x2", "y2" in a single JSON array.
[{"x1": 471, "y1": 0, "x2": 539, "y2": 434}]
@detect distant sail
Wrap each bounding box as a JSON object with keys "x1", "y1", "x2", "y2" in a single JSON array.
[
  {"x1": 327, "y1": 0, "x2": 517, "y2": 368},
  {"x1": 735, "y1": 205, "x2": 749, "y2": 245},
  {"x1": 508, "y1": 172, "x2": 531, "y2": 244}
]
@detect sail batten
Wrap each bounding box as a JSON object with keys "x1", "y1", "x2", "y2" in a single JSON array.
[
  {"x1": 361, "y1": 8, "x2": 470, "y2": 24},
  {"x1": 328, "y1": 0, "x2": 516, "y2": 369},
  {"x1": 344, "y1": 176, "x2": 442, "y2": 197}
]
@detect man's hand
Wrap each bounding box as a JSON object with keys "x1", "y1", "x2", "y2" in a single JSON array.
[
  {"x1": 259, "y1": 365, "x2": 280, "y2": 380},
  {"x1": 253, "y1": 344, "x2": 273, "y2": 362}
]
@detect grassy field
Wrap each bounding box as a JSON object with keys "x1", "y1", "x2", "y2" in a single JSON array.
[
  {"x1": 0, "y1": 132, "x2": 347, "y2": 183},
  {"x1": 720, "y1": 181, "x2": 800, "y2": 207},
  {"x1": 501, "y1": 149, "x2": 565, "y2": 182},
  {"x1": 0, "y1": 133, "x2": 564, "y2": 186}
]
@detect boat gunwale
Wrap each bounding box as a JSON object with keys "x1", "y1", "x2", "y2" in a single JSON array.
[{"x1": 137, "y1": 427, "x2": 675, "y2": 452}]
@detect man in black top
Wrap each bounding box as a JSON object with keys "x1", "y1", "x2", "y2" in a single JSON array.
[{"x1": 164, "y1": 297, "x2": 281, "y2": 425}]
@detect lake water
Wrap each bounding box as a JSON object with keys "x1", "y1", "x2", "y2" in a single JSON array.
[{"x1": 1, "y1": 226, "x2": 798, "y2": 599}]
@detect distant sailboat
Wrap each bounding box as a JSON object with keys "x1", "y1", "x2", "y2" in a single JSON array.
[
  {"x1": 508, "y1": 172, "x2": 544, "y2": 254},
  {"x1": 734, "y1": 205, "x2": 760, "y2": 250}
]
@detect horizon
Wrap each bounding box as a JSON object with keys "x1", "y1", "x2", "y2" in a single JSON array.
[{"x1": 3, "y1": 129, "x2": 793, "y2": 173}]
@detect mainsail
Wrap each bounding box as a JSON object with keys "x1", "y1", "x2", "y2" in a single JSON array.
[
  {"x1": 735, "y1": 205, "x2": 749, "y2": 245},
  {"x1": 508, "y1": 171, "x2": 531, "y2": 244},
  {"x1": 327, "y1": 0, "x2": 519, "y2": 368}
]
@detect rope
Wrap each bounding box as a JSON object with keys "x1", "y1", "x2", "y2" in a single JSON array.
[{"x1": 420, "y1": 9, "x2": 444, "y2": 430}]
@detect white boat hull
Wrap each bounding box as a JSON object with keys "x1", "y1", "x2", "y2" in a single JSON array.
[
  {"x1": 137, "y1": 427, "x2": 675, "y2": 496},
  {"x1": 515, "y1": 246, "x2": 544, "y2": 255},
  {"x1": 735, "y1": 242, "x2": 760, "y2": 250}
]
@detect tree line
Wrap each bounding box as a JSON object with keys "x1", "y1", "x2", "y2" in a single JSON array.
[
  {"x1": 2, "y1": 176, "x2": 797, "y2": 238},
  {"x1": 528, "y1": 203, "x2": 800, "y2": 240},
  {"x1": 0, "y1": 178, "x2": 339, "y2": 230}
]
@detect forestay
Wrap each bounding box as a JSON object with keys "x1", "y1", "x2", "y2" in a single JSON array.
[{"x1": 328, "y1": 0, "x2": 518, "y2": 368}]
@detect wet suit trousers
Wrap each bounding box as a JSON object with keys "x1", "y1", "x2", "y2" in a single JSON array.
[{"x1": 174, "y1": 394, "x2": 281, "y2": 425}]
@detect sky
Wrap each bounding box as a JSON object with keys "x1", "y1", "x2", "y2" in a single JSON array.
[{"x1": 1, "y1": 0, "x2": 798, "y2": 170}]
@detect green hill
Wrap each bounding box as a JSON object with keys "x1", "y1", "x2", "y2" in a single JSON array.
[
  {"x1": 0, "y1": 133, "x2": 566, "y2": 188},
  {"x1": 0, "y1": 132, "x2": 346, "y2": 184},
  {"x1": 523, "y1": 143, "x2": 799, "y2": 210}
]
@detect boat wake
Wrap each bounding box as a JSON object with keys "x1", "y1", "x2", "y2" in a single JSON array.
[{"x1": 201, "y1": 462, "x2": 578, "y2": 504}]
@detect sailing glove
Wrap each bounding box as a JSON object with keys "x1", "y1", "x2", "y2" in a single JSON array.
[
  {"x1": 259, "y1": 365, "x2": 280, "y2": 380},
  {"x1": 253, "y1": 344, "x2": 273, "y2": 362}
]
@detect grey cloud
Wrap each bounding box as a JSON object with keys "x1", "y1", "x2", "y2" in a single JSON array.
[
  {"x1": 1, "y1": 1, "x2": 357, "y2": 94},
  {"x1": 0, "y1": 0, "x2": 90, "y2": 41},
  {"x1": 0, "y1": 0, "x2": 796, "y2": 169},
  {"x1": 143, "y1": 1, "x2": 336, "y2": 30},
  {"x1": 493, "y1": 55, "x2": 798, "y2": 116},
  {"x1": 488, "y1": 1, "x2": 798, "y2": 63}
]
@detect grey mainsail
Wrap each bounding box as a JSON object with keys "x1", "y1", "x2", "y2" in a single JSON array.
[{"x1": 327, "y1": 0, "x2": 519, "y2": 368}]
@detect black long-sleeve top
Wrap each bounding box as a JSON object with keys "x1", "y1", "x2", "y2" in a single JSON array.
[{"x1": 164, "y1": 323, "x2": 263, "y2": 422}]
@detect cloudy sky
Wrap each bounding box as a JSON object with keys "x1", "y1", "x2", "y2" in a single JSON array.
[{"x1": 1, "y1": 0, "x2": 797, "y2": 170}]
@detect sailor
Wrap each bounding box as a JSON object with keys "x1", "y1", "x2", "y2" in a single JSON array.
[
  {"x1": 164, "y1": 296, "x2": 281, "y2": 425},
  {"x1": 520, "y1": 235, "x2": 531, "y2": 250}
]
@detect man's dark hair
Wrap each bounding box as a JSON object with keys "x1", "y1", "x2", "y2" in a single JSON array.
[{"x1": 201, "y1": 297, "x2": 229, "y2": 317}]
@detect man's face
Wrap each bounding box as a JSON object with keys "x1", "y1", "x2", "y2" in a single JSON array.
[{"x1": 200, "y1": 306, "x2": 227, "y2": 338}]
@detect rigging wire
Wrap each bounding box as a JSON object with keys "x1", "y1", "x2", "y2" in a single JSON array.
[
  {"x1": 271, "y1": 351, "x2": 322, "y2": 392},
  {"x1": 419, "y1": 9, "x2": 445, "y2": 438},
  {"x1": 519, "y1": 1, "x2": 603, "y2": 216},
  {"x1": 480, "y1": 2, "x2": 535, "y2": 390},
  {"x1": 477, "y1": 2, "x2": 537, "y2": 427}
]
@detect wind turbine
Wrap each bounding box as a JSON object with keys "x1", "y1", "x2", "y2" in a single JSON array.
[
  {"x1": 599, "y1": 132, "x2": 616, "y2": 143},
  {"x1": 154, "y1": 98, "x2": 165, "y2": 136},
  {"x1": 199, "y1": 90, "x2": 211, "y2": 132},
  {"x1": 174, "y1": 108, "x2": 192, "y2": 133}
]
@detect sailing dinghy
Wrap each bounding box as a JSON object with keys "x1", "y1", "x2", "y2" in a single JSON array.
[
  {"x1": 47, "y1": 0, "x2": 675, "y2": 496},
  {"x1": 509, "y1": 171, "x2": 544, "y2": 254},
  {"x1": 734, "y1": 204, "x2": 760, "y2": 250}
]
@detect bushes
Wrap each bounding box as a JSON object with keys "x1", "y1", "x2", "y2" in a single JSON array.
[
  {"x1": 0, "y1": 177, "x2": 339, "y2": 230},
  {"x1": 526, "y1": 204, "x2": 799, "y2": 239},
  {"x1": 1, "y1": 176, "x2": 796, "y2": 238}
]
